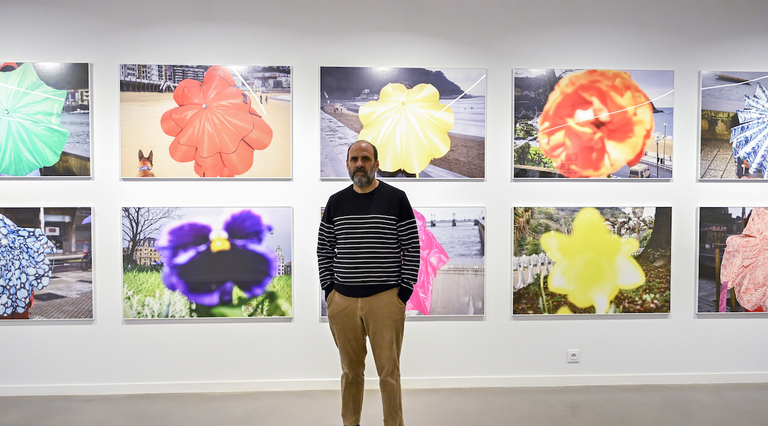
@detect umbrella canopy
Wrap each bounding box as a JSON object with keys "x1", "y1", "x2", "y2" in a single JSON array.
[
  {"x1": 161, "y1": 66, "x2": 273, "y2": 177},
  {"x1": 731, "y1": 83, "x2": 768, "y2": 176},
  {"x1": 721, "y1": 207, "x2": 768, "y2": 311},
  {"x1": 406, "y1": 209, "x2": 449, "y2": 315},
  {"x1": 0, "y1": 214, "x2": 55, "y2": 315},
  {"x1": 358, "y1": 83, "x2": 454, "y2": 175},
  {"x1": 0, "y1": 63, "x2": 69, "y2": 176}
]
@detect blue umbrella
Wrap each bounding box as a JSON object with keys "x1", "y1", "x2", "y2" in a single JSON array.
[{"x1": 0, "y1": 214, "x2": 55, "y2": 315}]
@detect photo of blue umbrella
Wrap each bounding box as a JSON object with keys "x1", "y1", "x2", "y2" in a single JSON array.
[
  {"x1": 731, "y1": 83, "x2": 768, "y2": 176},
  {"x1": 0, "y1": 214, "x2": 55, "y2": 315},
  {"x1": 0, "y1": 63, "x2": 70, "y2": 176}
]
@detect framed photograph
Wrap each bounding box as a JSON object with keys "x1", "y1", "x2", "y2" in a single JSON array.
[
  {"x1": 699, "y1": 71, "x2": 768, "y2": 179},
  {"x1": 122, "y1": 207, "x2": 292, "y2": 319},
  {"x1": 512, "y1": 207, "x2": 671, "y2": 315},
  {"x1": 698, "y1": 207, "x2": 768, "y2": 313},
  {"x1": 513, "y1": 69, "x2": 674, "y2": 180},
  {"x1": 0, "y1": 207, "x2": 92, "y2": 320},
  {"x1": 0, "y1": 62, "x2": 91, "y2": 177},
  {"x1": 120, "y1": 64, "x2": 291, "y2": 179},
  {"x1": 321, "y1": 207, "x2": 485, "y2": 318},
  {"x1": 320, "y1": 67, "x2": 486, "y2": 180}
]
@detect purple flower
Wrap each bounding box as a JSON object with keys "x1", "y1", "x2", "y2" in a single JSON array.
[{"x1": 156, "y1": 210, "x2": 277, "y2": 306}]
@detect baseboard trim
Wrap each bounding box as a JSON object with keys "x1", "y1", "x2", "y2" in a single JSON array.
[{"x1": 3, "y1": 372, "x2": 767, "y2": 397}]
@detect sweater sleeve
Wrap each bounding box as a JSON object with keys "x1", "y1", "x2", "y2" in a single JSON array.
[
  {"x1": 396, "y1": 195, "x2": 420, "y2": 303},
  {"x1": 317, "y1": 204, "x2": 337, "y2": 300}
]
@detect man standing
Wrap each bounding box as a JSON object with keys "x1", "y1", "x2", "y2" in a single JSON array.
[{"x1": 318, "y1": 140, "x2": 420, "y2": 426}]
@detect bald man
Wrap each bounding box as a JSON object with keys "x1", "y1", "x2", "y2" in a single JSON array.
[{"x1": 318, "y1": 140, "x2": 420, "y2": 426}]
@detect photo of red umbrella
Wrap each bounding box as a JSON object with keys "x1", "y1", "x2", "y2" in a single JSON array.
[{"x1": 160, "y1": 66, "x2": 273, "y2": 177}]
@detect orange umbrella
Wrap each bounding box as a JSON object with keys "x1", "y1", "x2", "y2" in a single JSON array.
[{"x1": 161, "y1": 66, "x2": 272, "y2": 177}]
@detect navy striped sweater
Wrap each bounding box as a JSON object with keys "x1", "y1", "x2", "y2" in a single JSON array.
[{"x1": 318, "y1": 181, "x2": 420, "y2": 302}]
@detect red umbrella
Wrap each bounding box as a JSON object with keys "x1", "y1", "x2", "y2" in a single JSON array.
[{"x1": 161, "y1": 66, "x2": 272, "y2": 177}]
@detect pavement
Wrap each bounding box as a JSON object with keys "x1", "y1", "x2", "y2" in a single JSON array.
[
  {"x1": 28, "y1": 259, "x2": 93, "y2": 320},
  {"x1": 700, "y1": 137, "x2": 738, "y2": 179},
  {"x1": 320, "y1": 111, "x2": 465, "y2": 179}
]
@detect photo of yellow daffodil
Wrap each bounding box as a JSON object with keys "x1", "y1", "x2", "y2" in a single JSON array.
[{"x1": 513, "y1": 207, "x2": 671, "y2": 314}]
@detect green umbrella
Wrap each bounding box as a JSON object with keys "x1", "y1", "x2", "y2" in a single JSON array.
[{"x1": 0, "y1": 63, "x2": 69, "y2": 176}]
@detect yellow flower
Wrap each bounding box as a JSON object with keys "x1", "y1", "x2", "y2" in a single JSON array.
[
  {"x1": 358, "y1": 83, "x2": 454, "y2": 174},
  {"x1": 540, "y1": 208, "x2": 645, "y2": 313}
]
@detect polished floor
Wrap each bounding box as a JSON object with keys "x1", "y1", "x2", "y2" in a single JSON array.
[{"x1": 2, "y1": 383, "x2": 767, "y2": 425}]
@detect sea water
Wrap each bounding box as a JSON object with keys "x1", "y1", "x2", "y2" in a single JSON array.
[
  {"x1": 653, "y1": 108, "x2": 673, "y2": 137},
  {"x1": 701, "y1": 71, "x2": 768, "y2": 112},
  {"x1": 443, "y1": 96, "x2": 485, "y2": 138},
  {"x1": 427, "y1": 221, "x2": 484, "y2": 265},
  {"x1": 60, "y1": 112, "x2": 91, "y2": 157}
]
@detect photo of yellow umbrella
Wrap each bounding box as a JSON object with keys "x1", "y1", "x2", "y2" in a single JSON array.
[{"x1": 358, "y1": 83, "x2": 454, "y2": 175}]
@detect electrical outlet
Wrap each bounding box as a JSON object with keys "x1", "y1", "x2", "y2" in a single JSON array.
[{"x1": 567, "y1": 349, "x2": 580, "y2": 363}]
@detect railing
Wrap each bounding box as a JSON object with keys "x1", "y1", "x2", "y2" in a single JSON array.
[{"x1": 512, "y1": 253, "x2": 554, "y2": 290}]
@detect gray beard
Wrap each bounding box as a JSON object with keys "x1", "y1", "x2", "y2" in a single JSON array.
[{"x1": 351, "y1": 169, "x2": 375, "y2": 188}]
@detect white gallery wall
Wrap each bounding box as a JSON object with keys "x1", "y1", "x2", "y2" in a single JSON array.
[{"x1": 2, "y1": 0, "x2": 768, "y2": 395}]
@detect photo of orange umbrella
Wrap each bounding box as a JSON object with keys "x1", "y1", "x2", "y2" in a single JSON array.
[{"x1": 160, "y1": 66, "x2": 273, "y2": 177}]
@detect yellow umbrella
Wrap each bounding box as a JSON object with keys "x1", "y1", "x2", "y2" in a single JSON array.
[{"x1": 359, "y1": 83, "x2": 453, "y2": 175}]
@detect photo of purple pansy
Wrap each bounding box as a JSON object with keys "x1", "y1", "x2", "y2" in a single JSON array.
[{"x1": 156, "y1": 210, "x2": 277, "y2": 306}]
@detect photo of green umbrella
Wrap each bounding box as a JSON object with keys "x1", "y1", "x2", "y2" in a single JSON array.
[{"x1": 0, "y1": 63, "x2": 69, "y2": 176}]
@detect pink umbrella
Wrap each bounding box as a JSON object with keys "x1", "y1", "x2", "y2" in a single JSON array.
[
  {"x1": 721, "y1": 207, "x2": 768, "y2": 312},
  {"x1": 407, "y1": 209, "x2": 449, "y2": 315}
]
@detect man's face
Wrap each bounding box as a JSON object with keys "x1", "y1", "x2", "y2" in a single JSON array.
[{"x1": 347, "y1": 142, "x2": 378, "y2": 188}]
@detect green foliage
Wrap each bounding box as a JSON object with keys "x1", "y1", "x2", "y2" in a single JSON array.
[
  {"x1": 237, "y1": 275, "x2": 292, "y2": 317},
  {"x1": 514, "y1": 142, "x2": 531, "y2": 165},
  {"x1": 514, "y1": 142, "x2": 555, "y2": 168},
  {"x1": 123, "y1": 267, "x2": 194, "y2": 318},
  {"x1": 123, "y1": 265, "x2": 292, "y2": 318},
  {"x1": 640, "y1": 230, "x2": 653, "y2": 248},
  {"x1": 523, "y1": 237, "x2": 542, "y2": 256},
  {"x1": 514, "y1": 121, "x2": 537, "y2": 140},
  {"x1": 527, "y1": 148, "x2": 554, "y2": 168}
]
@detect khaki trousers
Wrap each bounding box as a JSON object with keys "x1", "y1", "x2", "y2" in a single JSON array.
[{"x1": 327, "y1": 288, "x2": 406, "y2": 426}]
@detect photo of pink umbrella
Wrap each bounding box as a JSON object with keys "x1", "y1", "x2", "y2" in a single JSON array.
[
  {"x1": 160, "y1": 66, "x2": 273, "y2": 177},
  {"x1": 407, "y1": 209, "x2": 449, "y2": 315},
  {"x1": 721, "y1": 207, "x2": 768, "y2": 312}
]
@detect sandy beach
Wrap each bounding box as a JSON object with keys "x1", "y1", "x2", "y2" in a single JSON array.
[
  {"x1": 644, "y1": 137, "x2": 674, "y2": 158},
  {"x1": 322, "y1": 105, "x2": 485, "y2": 179},
  {"x1": 121, "y1": 92, "x2": 291, "y2": 178}
]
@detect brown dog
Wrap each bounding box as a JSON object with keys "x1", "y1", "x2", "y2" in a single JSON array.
[{"x1": 137, "y1": 150, "x2": 155, "y2": 177}]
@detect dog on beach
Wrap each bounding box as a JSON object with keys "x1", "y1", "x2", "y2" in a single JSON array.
[{"x1": 137, "y1": 150, "x2": 155, "y2": 177}]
